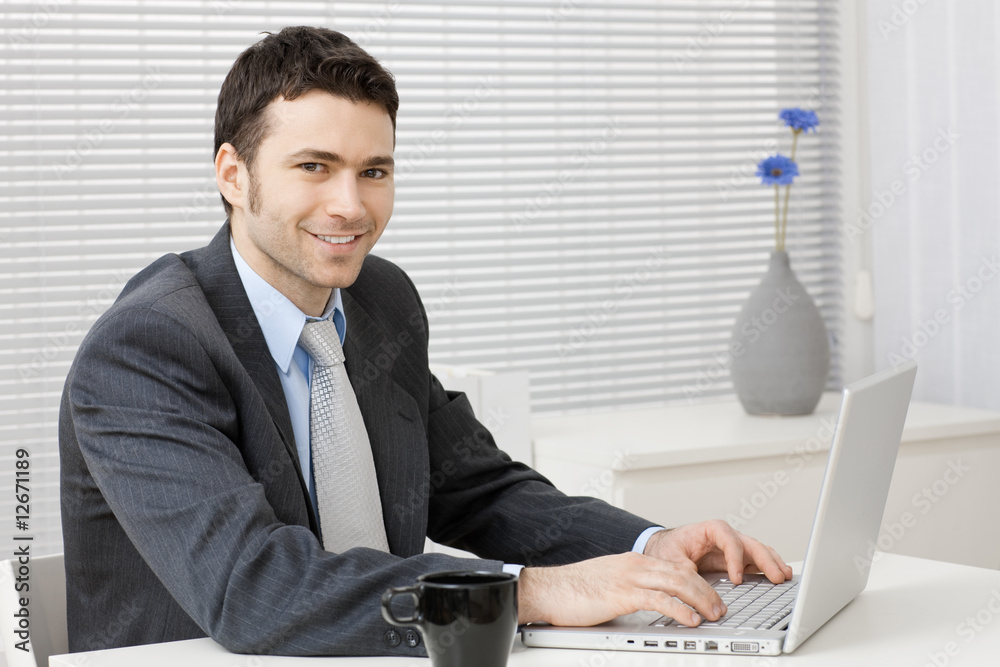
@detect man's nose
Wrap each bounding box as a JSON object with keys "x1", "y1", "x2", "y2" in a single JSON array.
[{"x1": 323, "y1": 174, "x2": 366, "y2": 222}]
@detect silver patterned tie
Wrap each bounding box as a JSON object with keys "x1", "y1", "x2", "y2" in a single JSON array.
[{"x1": 299, "y1": 318, "x2": 390, "y2": 553}]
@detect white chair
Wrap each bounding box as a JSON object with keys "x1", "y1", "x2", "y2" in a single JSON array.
[{"x1": 0, "y1": 553, "x2": 67, "y2": 667}]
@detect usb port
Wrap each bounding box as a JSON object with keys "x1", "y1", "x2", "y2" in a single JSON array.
[
  {"x1": 684, "y1": 641, "x2": 697, "y2": 650},
  {"x1": 664, "y1": 641, "x2": 678, "y2": 648},
  {"x1": 643, "y1": 640, "x2": 658, "y2": 647}
]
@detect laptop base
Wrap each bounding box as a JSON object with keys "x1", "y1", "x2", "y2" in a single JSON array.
[{"x1": 522, "y1": 618, "x2": 784, "y2": 656}]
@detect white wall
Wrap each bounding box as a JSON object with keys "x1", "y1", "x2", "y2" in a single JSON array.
[
  {"x1": 837, "y1": 0, "x2": 877, "y2": 386},
  {"x1": 863, "y1": 0, "x2": 1000, "y2": 409}
]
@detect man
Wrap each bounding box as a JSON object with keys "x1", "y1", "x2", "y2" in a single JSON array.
[{"x1": 60, "y1": 26, "x2": 790, "y2": 657}]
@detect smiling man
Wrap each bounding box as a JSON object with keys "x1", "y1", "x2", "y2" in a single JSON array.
[{"x1": 59, "y1": 26, "x2": 790, "y2": 658}]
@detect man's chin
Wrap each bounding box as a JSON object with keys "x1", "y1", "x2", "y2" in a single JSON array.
[{"x1": 315, "y1": 264, "x2": 365, "y2": 290}]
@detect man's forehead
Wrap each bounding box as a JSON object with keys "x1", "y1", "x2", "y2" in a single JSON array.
[{"x1": 264, "y1": 91, "x2": 393, "y2": 138}]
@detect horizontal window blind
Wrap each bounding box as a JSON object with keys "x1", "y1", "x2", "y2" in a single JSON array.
[
  {"x1": 369, "y1": 0, "x2": 843, "y2": 411},
  {"x1": 0, "y1": 0, "x2": 841, "y2": 556}
]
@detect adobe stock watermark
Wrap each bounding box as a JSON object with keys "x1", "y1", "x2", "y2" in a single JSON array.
[
  {"x1": 518, "y1": 450, "x2": 629, "y2": 564},
  {"x1": 673, "y1": 0, "x2": 753, "y2": 71},
  {"x1": 395, "y1": 75, "x2": 499, "y2": 184},
  {"x1": 682, "y1": 285, "x2": 801, "y2": 401},
  {"x1": 579, "y1": 449, "x2": 630, "y2": 500},
  {"x1": 6, "y1": 0, "x2": 64, "y2": 50},
  {"x1": 725, "y1": 414, "x2": 837, "y2": 530},
  {"x1": 52, "y1": 66, "x2": 165, "y2": 179},
  {"x1": 921, "y1": 588, "x2": 1000, "y2": 667},
  {"x1": 853, "y1": 458, "x2": 970, "y2": 574},
  {"x1": 546, "y1": 0, "x2": 583, "y2": 25},
  {"x1": 392, "y1": 405, "x2": 511, "y2": 520},
  {"x1": 422, "y1": 277, "x2": 462, "y2": 322},
  {"x1": 180, "y1": 177, "x2": 223, "y2": 222},
  {"x1": 556, "y1": 247, "x2": 667, "y2": 359},
  {"x1": 511, "y1": 118, "x2": 626, "y2": 232},
  {"x1": 353, "y1": 278, "x2": 461, "y2": 392},
  {"x1": 351, "y1": 2, "x2": 402, "y2": 46},
  {"x1": 716, "y1": 137, "x2": 778, "y2": 202},
  {"x1": 887, "y1": 254, "x2": 999, "y2": 367},
  {"x1": 207, "y1": 0, "x2": 241, "y2": 16},
  {"x1": 58, "y1": 601, "x2": 143, "y2": 667},
  {"x1": 18, "y1": 269, "x2": 134, "y2": 381},
  {"x1": 846, "y1": 126, "x2": 959, "y2": 244},
  {"x1": 238, "y1": 611, "x2": 310, "y2": 667},
  {"x1": 877, "y1": 0, "x2": 935, "y2": 39}
]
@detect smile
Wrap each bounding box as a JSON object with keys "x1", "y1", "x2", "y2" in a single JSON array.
[{"x1": 316, "y1": 234, "x2": 357, "y2": 244}]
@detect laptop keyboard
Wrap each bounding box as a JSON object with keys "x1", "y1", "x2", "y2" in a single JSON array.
[{"x1": 651, "y1": 578, "x2": 798, "y2": 631}]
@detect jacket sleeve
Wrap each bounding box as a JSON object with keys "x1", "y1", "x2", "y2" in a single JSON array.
[{"x1": 423, "y1": 376, "x2": 655, "y2": 566}]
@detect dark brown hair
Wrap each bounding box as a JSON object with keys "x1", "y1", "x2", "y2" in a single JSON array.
[{"x1": 214, "y1": 26, "x2": 398, "y2": 216}]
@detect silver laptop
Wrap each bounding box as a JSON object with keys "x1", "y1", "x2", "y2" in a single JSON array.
[{"x1": 522, "y1": 360, "x2": 918, "y2": 656}]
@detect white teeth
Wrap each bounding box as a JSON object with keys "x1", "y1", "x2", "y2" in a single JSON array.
[{"x1": 317, "y1": 234, "x2": 356, "y2": 244}]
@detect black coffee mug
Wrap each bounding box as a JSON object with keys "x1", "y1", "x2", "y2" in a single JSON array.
[{"x1": 381, "y1": 570, "x2": 518, "y2": 667}]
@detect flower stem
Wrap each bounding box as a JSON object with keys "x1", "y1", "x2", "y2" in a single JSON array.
[
  {"x1": 780, "y1": 185, "x2": 791, "y2": 251},
  {"x1": 774, "y1": 185, "x2": 781, "y2": 251},
  {"x1": 780, "y1": 130, "x2": 801, "y2": 252},
  {"x1": 788, "y1": 129, "x2": 801, "y2": 163}
]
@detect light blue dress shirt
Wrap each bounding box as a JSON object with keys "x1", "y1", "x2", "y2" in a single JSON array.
[
  {"x1": 230, "y1": 237, "x2": 344, "y2": 514},
  {"x1": 229, "y1": 237, "x2": 659, "y2": 571}
]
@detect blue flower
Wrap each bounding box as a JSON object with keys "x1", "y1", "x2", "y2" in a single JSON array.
[
  {"x1": 756, "y1": 154, "x2": 798, "y2": 186},
  {"x1": 779, "y1": 108, "x2": 819, "y2": 133}
]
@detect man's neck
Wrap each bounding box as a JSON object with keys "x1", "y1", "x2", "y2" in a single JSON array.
[{"x1": 229, "y1": 221, "x2": 332, "y2": 317}]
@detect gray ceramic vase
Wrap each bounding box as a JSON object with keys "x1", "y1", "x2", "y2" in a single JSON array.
[{"x1": 729, "y1": 251, "x2": 830, "y2": 415}]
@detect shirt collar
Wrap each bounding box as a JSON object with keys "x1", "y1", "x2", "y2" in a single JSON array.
[{"x1": 230, "y1": 235, "x2": 345, "y2": 373}]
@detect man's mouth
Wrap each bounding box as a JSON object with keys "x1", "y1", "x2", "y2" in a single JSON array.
[{"x1": 316, "y1": 234, "x2": 357, "y2": 244}]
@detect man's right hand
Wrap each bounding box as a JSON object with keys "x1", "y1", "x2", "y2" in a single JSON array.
[
  {"x1": 517, "y1": 551, "x2": 724, "y2": 628},
  {"x1": 516, "y1": 521, "x2": 791, "y2": 628}
]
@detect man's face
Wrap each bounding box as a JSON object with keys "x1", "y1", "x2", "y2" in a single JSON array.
[{"x1": 226, "y1": 91, "x2": 395, "y2": 315}]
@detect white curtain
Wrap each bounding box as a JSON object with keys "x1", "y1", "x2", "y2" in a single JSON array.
[{"x1": 866, "y1": 0, "x2": 1000, "y2": 410}]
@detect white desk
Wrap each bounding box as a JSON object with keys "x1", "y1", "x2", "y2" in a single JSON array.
[
  {"x1": 50, "y1": 554, "x2": 1000, "y2": 666},
  {"x1": 533, "y1": 396, "x2": 1000, "y2": 568}
]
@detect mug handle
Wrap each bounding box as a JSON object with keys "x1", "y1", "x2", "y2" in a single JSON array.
[{"x1": 381, "y1": 585, "x2": 422, "y2": 627}]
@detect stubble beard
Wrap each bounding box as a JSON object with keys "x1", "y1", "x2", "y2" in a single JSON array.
[{"x1": 246, "y1": 164, "x2": 262, "y2": 217}]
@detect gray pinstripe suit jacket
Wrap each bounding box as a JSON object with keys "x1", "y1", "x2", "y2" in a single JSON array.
[{"x1": 59, "y1": 223, "x2": 652, "y2": 657}]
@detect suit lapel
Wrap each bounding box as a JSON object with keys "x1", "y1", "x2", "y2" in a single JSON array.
[
  {"x1": 188, "y1": 224, "x2": 315, "y2": 528},
  {"x1": 342, "y1": 288, "x2": 428, "y2": 557}
]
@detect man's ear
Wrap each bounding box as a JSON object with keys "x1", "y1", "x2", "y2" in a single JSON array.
[{"x1": 215, "y1": 142, "x2": 247, "y2": 213}]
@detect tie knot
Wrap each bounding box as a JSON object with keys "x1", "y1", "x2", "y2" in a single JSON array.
[{"x1": 299, "y1": 318, "x2": 345, "y2": 367}]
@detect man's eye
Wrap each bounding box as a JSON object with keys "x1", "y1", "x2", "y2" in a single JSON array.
[
  {"x1": 363, "y1": 168, "x2": 387, "y2": 179},
  {"x1": 300, "y1": 163, "x2": 322, "y2": 172}
]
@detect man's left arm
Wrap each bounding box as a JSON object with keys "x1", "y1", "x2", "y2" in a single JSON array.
[{"x1": 420, "y1": 376, "x2": 653, "y2": 567}]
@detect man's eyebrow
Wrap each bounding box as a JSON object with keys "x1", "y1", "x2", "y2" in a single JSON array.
[
  {"x1": 286, "y1": 149, "x2": 394, "y2": 169},
  {"x1": 287, "y1": 149, "x2": 344, "y2": 164},
  {"x1": 363, "y1": 155, "x2": 394, "y2": 169}
]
